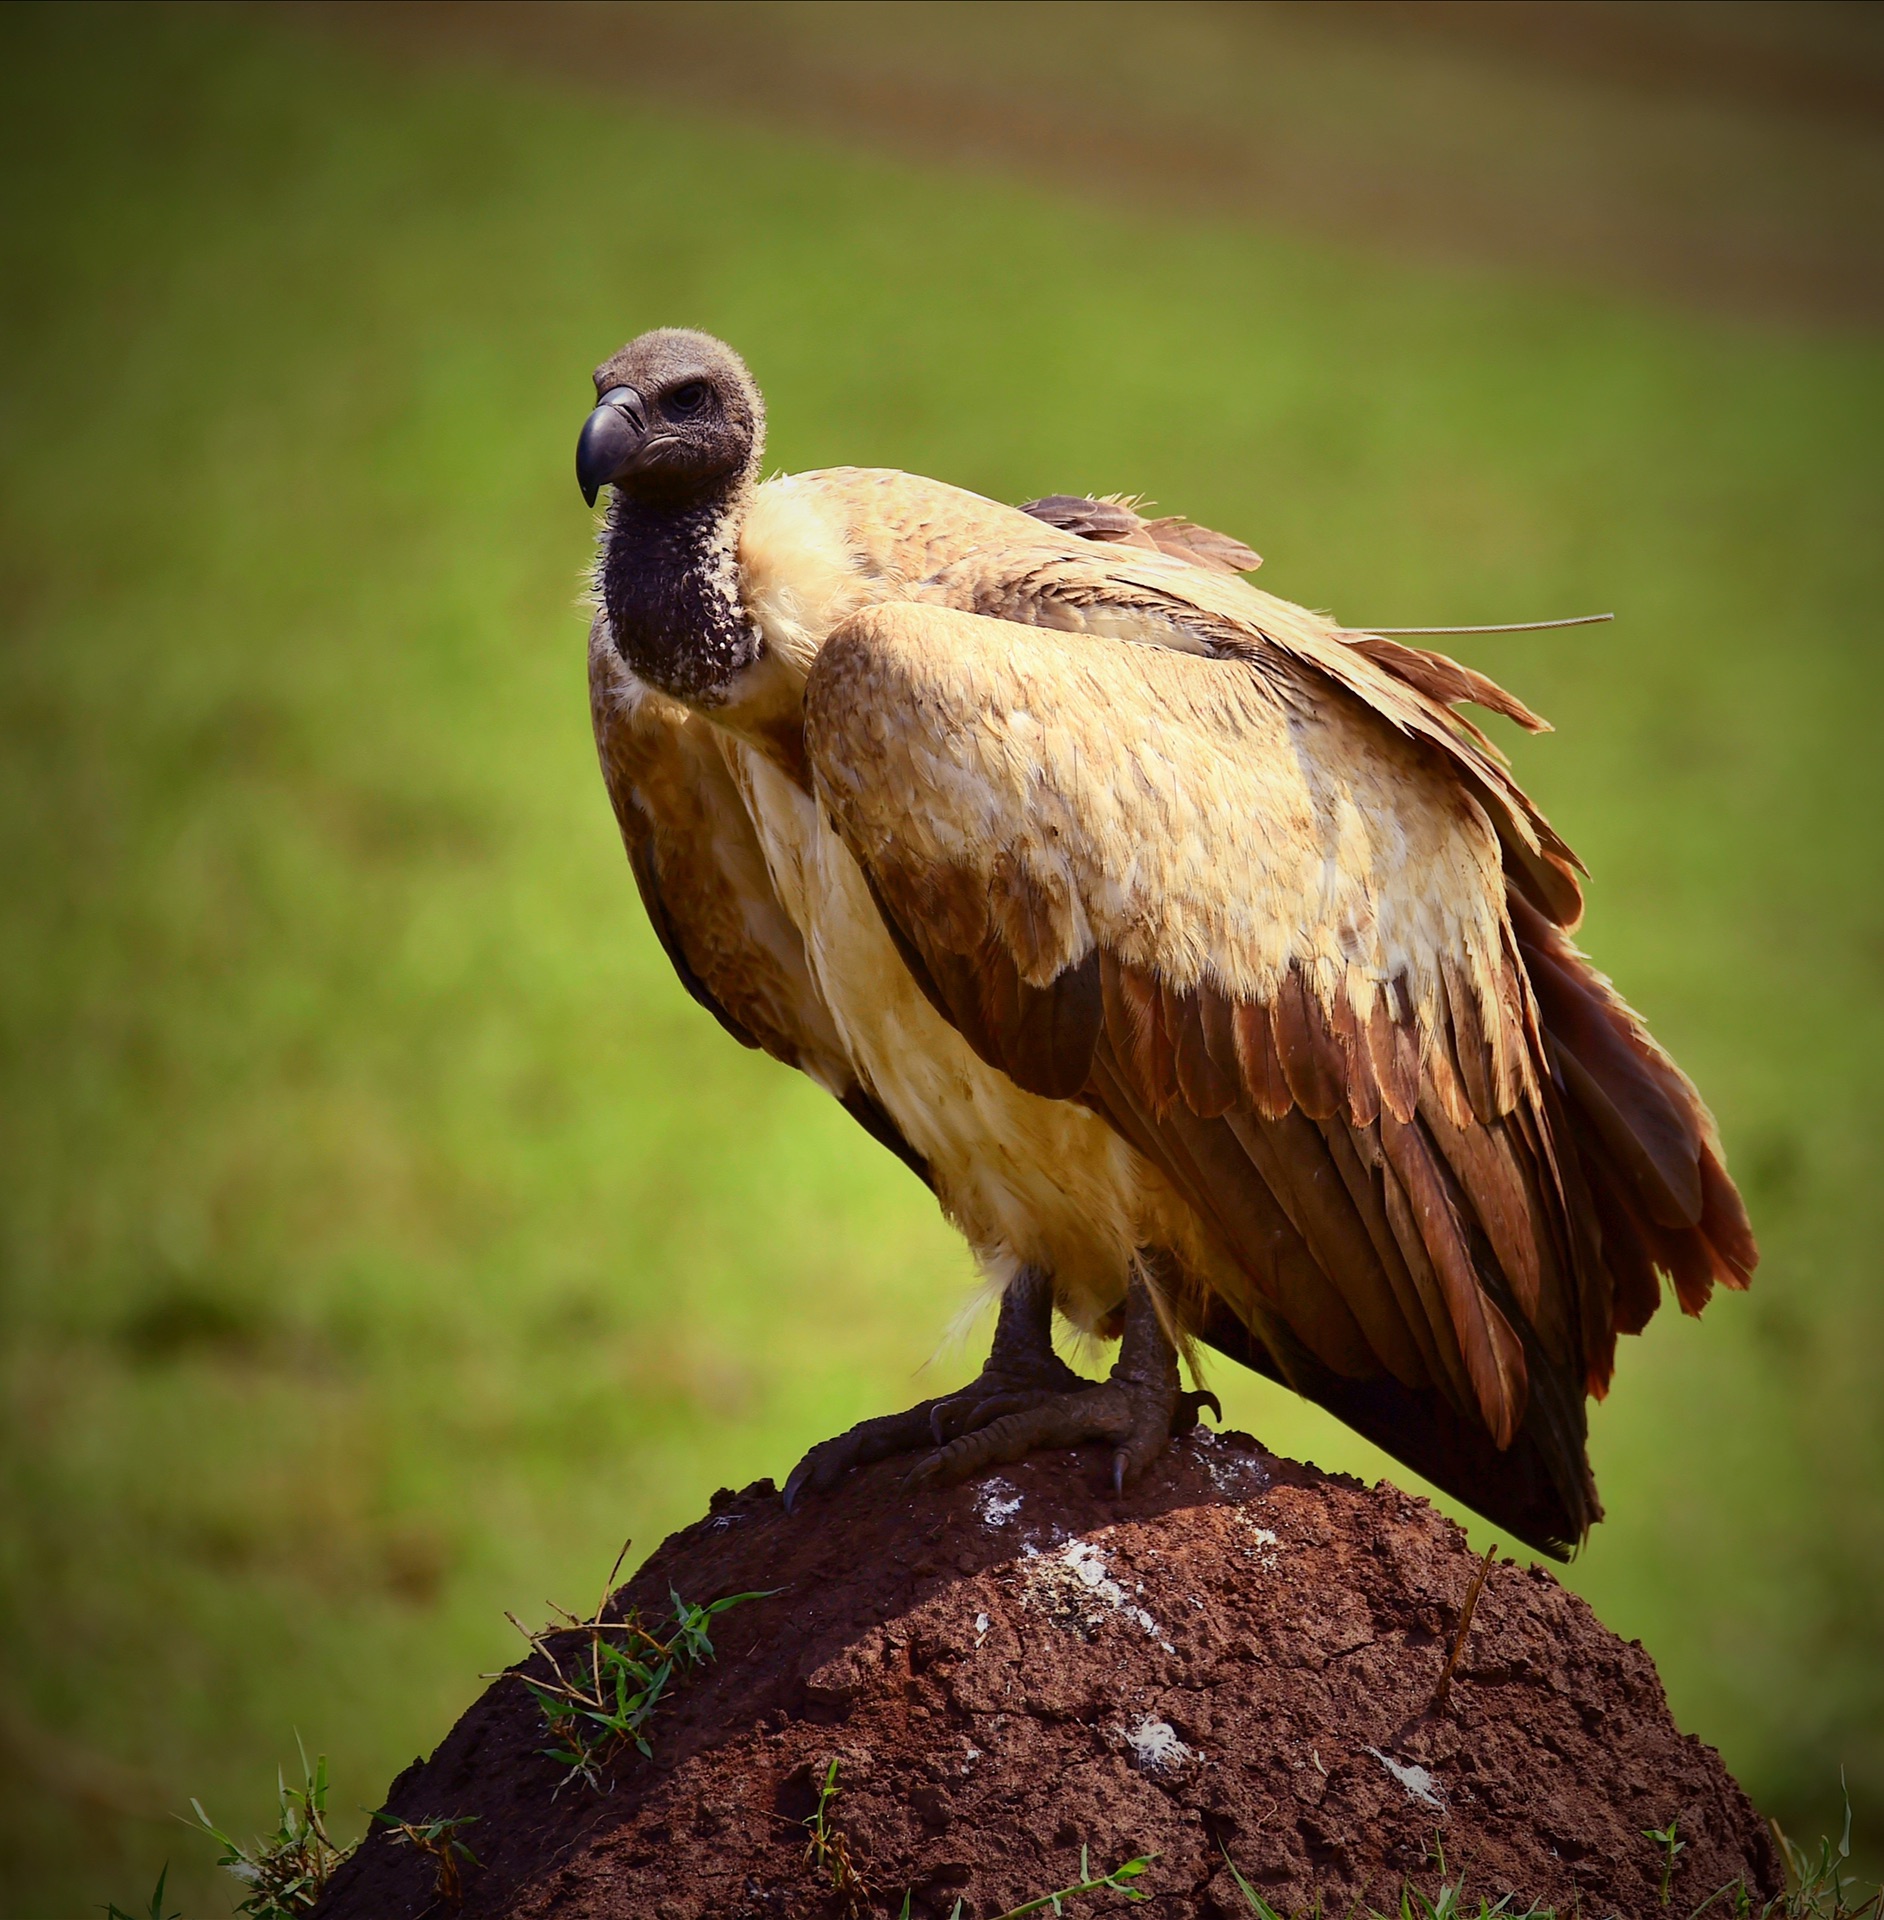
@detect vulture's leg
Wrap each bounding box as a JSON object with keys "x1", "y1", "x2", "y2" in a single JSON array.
[
  {"x1": 924, "y1": 1264, "x2": 1087, "y2": 1439},
  {"x1": 914, "y1": 1274, "x2": 1221, "y2": 1497},
  {"x1": 782, "y1": 1266, "x2": 1083, "y2": 1511},
  {"x1": 909, "y1": 1269, "x2": 1219, "y2": 1494}
]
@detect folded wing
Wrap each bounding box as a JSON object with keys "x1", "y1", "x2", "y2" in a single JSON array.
[{"x1": 804, "y1": 599, "x2": 1752, "y2": 1555}]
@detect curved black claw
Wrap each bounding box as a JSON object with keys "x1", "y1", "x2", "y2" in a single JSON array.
[
  {"x1": 782, "y1": 1401, "x2": 941, "y2": 1513},
  {"x1": 1174, "y1": 1387, "x2": 1223, "y2": 1436}
]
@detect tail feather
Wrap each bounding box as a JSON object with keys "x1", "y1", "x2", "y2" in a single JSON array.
[{"x1": 1509, "y1": 892, "x2": 1756, "y2": 1387}]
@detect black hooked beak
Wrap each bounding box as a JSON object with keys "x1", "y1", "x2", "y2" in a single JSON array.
[{"x1": 577, "y1": 385, "x2": 649, "y2": 507}]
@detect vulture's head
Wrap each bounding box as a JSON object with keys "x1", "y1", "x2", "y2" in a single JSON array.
[{"x1": 578, "y1": 329, "x2": 765, "y2": 510}]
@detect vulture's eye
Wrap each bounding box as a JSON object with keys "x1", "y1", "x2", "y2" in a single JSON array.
[{"x1": 666, "y1": 381, "x2": 709, "y2": 417}]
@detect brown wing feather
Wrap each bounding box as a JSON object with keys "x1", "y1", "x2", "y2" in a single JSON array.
[
  {"x1": 1272, "y1": 967, "x2": 1347, "y2": 1121},
  {"x1": 1021, "y1": 493, "x2": 1261, "y2": 574},
  {"x1": 1377, "y1": 1109, "x2": 1528, "y2": 1448},
  {"x1": 1168, "y1": 982, "x2": 1239, "y2": 1118},
  {"x1": 1345, "y1": 634, "x2": 1551, "y2": 734},
  {"x1": 1509, "y1": 892, "x2": 1754, "y2": 1312},
  {"x1": 1368, "y1": 983, "x2": 1423, "y2": 1125},
  {"x1": 1233, "y1": 997, "x2": 1294, "y2": 1121},
  {"x1": 1419, "y1": 1096, "x2": 1549, "y2": 1332}
]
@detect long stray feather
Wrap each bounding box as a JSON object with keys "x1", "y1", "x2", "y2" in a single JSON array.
[{"x1": 1344, "y1": 614, "x2": 1614, "y2": 636}]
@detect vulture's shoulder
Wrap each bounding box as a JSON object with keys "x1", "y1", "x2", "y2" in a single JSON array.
[
  {"x1": 745, "y1": 466, "x2": 1081, "y2": 590},
  {"x1": 589, "y1": 621, "x2": 933, "y2": 1184}
]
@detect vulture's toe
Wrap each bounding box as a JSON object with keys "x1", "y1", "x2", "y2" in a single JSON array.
[
  {"x1": 781, "y1": 1402, "x2": 943, "y2": 1513},
  {"x1": 928, "y1": 1352, "x2": 1089, "y2": 1444},
  {"x1": 903, "y1": 1363, "x2": 1208, "y2": 1494}
]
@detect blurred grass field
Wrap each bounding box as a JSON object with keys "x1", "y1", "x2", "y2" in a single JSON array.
[{"x1": 0, "y1": 5, "x2": 1880, "y2": 1912}]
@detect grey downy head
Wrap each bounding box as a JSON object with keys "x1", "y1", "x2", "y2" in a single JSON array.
[{"x1": 577, "y1": 328, "x2": 766, "y2": 510}]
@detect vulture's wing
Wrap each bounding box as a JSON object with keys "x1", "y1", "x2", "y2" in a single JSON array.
[
  {"x1": 804, "y1": 601, "x2": 1753, "y2": 1556},
  {"x1": 589, "y1": 617, "x2": 929, "y2": 1183},
  {"x1": 943, "y1": 527, "x2": 1754, "y2": 1326}
]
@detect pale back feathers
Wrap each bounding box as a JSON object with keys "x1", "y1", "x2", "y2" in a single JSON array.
[{"x1": 806, "y1": 600, "x2": 1513, "y2": 1029}]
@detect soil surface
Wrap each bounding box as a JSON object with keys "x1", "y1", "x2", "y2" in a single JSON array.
[{"x1": 316, "y1": 1432, "x2": 1779, "y2": 1918}]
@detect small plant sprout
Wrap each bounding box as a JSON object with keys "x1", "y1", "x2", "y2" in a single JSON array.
[
  {"x1": 1220, "y1": 1843, "x2": 1288, "y2": 1919},
  {"x1": 987, "y1": 1844, "x2": 1156, "y2": 1917},
  {"x1": 490, "y1": 1537, "x2": 773, "y2": 1792},
  {"x1": 804, "y1": 1757, "x2": 868, "y2": 1908},
  {"x1": 1218, "y1": 1839, "x2": 1553, "y2": 1918},
  {"x1": 370, "y1": 1809, "x2": 480, "y2": 1905},
  {"x1": 101, "y1": 1865, "x2": 182, "y2": 1920},
  {"x1": 1393, "y1": 1883, "x2": 1550, "y2": 1919},
  {"x1": 1646, "y1": 1819, "x2": 1688, "y2": 1907},
  {"x1": 1213, "y1": 1809, "x2": 1884, "y2": 1920},
  {"x1": 898, "y1": 1848, "x2": 1156, "y2": 1920},
  {"x1": 189, "y1": 1736, "x2": 351, "y2": 1917},
  {"x1": 1770, "y1": 1772, "x2": 1884, "y2": 1919}
]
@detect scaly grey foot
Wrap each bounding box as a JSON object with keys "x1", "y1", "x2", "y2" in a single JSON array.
[
  {"x1": 908, "y1": 1272, "x2": 1219, "y2": 1494},
  {"x1": 782, "y1": 1267, "x2": 1219, "y2": 1510}
]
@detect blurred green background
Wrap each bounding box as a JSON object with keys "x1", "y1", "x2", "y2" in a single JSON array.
[{"x1": 1, "y1": 3, "x2": 1880, "y2": 1912}]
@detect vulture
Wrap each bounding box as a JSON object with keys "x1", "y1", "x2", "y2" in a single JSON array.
[{"x1": 577, "y1": 329, "x2": 1755, "y2": 1559}]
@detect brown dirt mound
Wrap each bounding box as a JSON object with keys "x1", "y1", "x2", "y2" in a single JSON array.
[{"x1": 315, "y1": 1432, "x2": 1779, "y2": 1918}]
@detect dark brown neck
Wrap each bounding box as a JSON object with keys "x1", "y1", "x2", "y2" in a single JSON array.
[{"x1": 598, "y1": 481, "x2": 759, "y2": 705}]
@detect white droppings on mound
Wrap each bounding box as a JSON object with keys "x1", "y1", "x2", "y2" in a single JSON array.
[
  {"x1": 1233, "y1": 1508, "x2": 1284, "y2": 1565},
  {"x1": 1190, "y1": 1427, "x2": 1271, "y2": 1497},
  {"x1": 1021, "y1": 1536, "x2": 1176, "y2": 1653},
  {"x1": 1368, "y1": 1746, "x2": 1445, "y2": 1810},
  {"x1": 1122, "y1": 1717, "x2": 1195, "y2": 1774},
  {"x1": 973, "y1": 1477, "x2": 1024, "y2": 1528}
]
